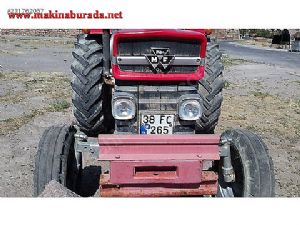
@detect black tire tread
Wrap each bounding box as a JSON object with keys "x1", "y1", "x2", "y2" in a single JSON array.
[
  {"x1": 220, "y1": 129, "x2": 275, "y2": 197},
  {"x1": 33, "y1": 125, "x2": 76, "y2": 196},
  {"x1": 71, "y1": 34, "x2": 111, "y2": 136},
  {"x1": 196, "y1": 43, "x2": 224, "y2": 133}
]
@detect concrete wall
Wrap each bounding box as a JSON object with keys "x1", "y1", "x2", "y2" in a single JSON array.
[{"x1": 0, "y1": 29, "x2": 81, "y2": 38}]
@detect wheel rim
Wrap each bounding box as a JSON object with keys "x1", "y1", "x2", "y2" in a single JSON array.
[{"x1": 218, "y1": 145, "x2": 245, "y2": 197}]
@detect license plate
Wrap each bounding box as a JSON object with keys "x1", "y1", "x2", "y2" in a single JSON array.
[{"x1": 140, "y1": 115, "x2": 174, "y2": 134}]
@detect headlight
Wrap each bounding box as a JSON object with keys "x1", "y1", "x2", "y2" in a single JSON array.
[
  {"x1": 112, "y1": 97, "x2": 136, "y2": 120},
  {"x1": 179, "y1": 99, "x2": 202, "y2": 121}
]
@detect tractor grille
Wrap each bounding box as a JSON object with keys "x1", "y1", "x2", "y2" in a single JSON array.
[
  {"x1": 117, "y1": 39, "x2": 200, "y2": 73},
  {"x1": 114, "y1": 84, "x2": 199, "y2": 134}
]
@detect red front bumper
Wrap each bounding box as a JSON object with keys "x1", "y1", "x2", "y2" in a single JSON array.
[{"x1": 98, "y1": 134, "x2": 220, "y2": 197}]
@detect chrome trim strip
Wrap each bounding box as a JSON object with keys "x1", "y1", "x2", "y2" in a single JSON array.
[{"x1": 114, "y1": 56, "x2": 203, "y2": 66}]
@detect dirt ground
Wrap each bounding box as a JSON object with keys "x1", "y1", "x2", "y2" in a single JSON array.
[
  {"x1": 217, "y1": 57, "x2": 300, "y2": 196},
  {"x1": 0, "y1": 34, "x2": 299, "y2": 197}
]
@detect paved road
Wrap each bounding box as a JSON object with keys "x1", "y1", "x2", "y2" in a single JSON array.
[
  {"x1": 0, "y1": 36, "x2": 73, "y2": 74},
  {"x1": 0, "y1": 47, "x2": 72, "y2": 73},
  {"x1": 219, "y1": 41, "x2": 300, "y2": 70}
]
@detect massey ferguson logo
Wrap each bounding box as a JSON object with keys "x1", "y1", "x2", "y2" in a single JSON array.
[{"x1": 145, "y1": 48, "x2": 175, "y2": 73}]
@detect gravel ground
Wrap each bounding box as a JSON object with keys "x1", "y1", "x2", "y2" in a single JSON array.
[
  {"x1": 40, "y1": 180, "x2": 80, "y2": 197},
  {"x1": 0, "y1": 33, "x2": 299, "y2": 197}
]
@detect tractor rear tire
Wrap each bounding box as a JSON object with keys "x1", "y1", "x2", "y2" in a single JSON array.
[
  {"x1": 196, "y1": 43, "x2": 224, "y2": 134},
  {"x1": 217, "y1": 129, "x2": 275, "y2": 197},
  {"x1": 71, "y1": 34, "x2": 113, "y2": 136},
  {"x1": 34, "y1": 125, "x2": 80, "y2": 196}
]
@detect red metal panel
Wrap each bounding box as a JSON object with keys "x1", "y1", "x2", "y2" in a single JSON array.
[
  {"x1": 100, "y1": 172, "x2": 218, "y2": 197},
  {"x1": 98, "y1": 134, "x2": 220, "y2": 161},
  {"x1": 88, "y1": 29, "x2": 113, "y2": 34},
  {"x1": 100, "y1": 184, "x2": 217, "y2": 197},
  {"x1": 89, "y1": 29, "x2": 103, "y2": 34},
  {"x1": 99, "y1": 134, "x2": 219, "y2": 144},
  {"x1": 112, "y1": 64, "x2": 205, "y2": 82},
  {"x1": 111, "y1": 29, "x2": 207, "y2": 81},
  {"x1": 97, "y1": 134, "x2": 220, "y2": 197},
  {"x1": 109, "y1": 160, "x2": 202, "y2": 184},
  {"x1": 99, "y1": 153, "x2": 217, "y2": 161}
]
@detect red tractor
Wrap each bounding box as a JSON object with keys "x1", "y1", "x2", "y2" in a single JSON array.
[{"x1": 34, "y1": 29, "x2": 275, "y2": 197}]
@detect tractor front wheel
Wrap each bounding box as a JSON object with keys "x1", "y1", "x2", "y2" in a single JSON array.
[
  {"x1": 34, "y1": 124, "x2": 81, "y2": 196},
  {"x1": 218, "y1": 129, "x2": 275, "y2": 197}
]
